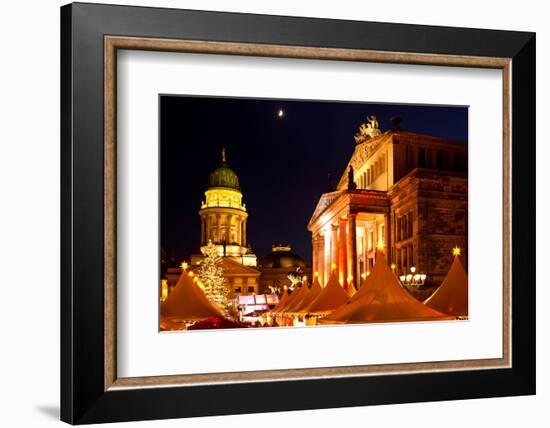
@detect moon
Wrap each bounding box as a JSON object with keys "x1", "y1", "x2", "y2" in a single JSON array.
[{"x1": 277, "y1": 109, "x2": 284, "y2": 118}]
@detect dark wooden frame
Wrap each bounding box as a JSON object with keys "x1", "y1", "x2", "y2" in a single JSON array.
[{"x1": 61, "y1": 2, "x2": 536, "y2": 424}]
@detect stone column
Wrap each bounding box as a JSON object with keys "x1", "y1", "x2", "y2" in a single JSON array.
[
  {"x1": 324, "y1": 231, "x2": 331, "y2": 284},
  {"x1": 227, "y1": 214, "x2": 233, "y2": 243},
  {"x1": 312, "y1": 236, "x2": 317, "y2": 281},
  {"x1": 216, "y1": 213, "x2": 221, "y2": 243},
  {"x1": 200, "y1": 216, "x2": 205, "y2": 245},
  {"x1": 348, "y1": 214, "x2": 358, "y2": 287},
  {"x1": 339, "y1": 218, "x2": 348, "y2": 286},
  {"x1": 331, "y1": 224, "x2": 339, "y2": 280},
  {"x1": 318, "y1": 235, "x2": 325, "y2": 286},
  {"x1": 242, "y1": 220, "x2": 247, "y2": 247},
  {"x1": 384, "y1": 213, "x2": 390, "y2": 261}
]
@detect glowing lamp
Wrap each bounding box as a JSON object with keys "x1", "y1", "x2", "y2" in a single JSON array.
[
  {"x1": 361, "y1": 273, "x2": 367, "y2": 279},
  {"x1": 331, "y1": 263, "x2": 337, "y2": 271},
  {"x1": 390, "y1": 263, "x2": 396, "y2": 271},
  {"x1": 376, "y1": 242, "x2": 385, "y2": 251},
  {"x1": 399, "y1": 275, "x2": 406, "y2": 282},
  {"x1": 314, "y1": 271, "x2": 319, "y2": 278},
  {"x1": 347, "y1": 276, "x2": 353, "y2": 282},
  {"x1": 410, "y1": 266, "x2": 416, "y2": 273},
  {"x1": 188, "y1": 271, "x2": 194, "y2": 277}
]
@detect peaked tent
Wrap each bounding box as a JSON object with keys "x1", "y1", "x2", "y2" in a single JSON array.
[
  {"x1": 347, "y1": 281, "x2": 357, "y2": 298},
  {"x1": 424, "y1": 255, "x2": 468, "y2": 316},
  {"x1": 271, "y1": 289, "x2": 290, "y2": 312},
  {"x1": 303, "y1": 271, "x2": 349, "y2": 315},
  {"x1": 283, "y1": 283, "x2": 311, "y2": 313},
  {"x1": 297, "y1": 277, "x2": 323, "y2": 313},
  {"x1": 321, "y1": 253, "x2": 452, "y2": 324},
  {"x1": 272, "y1": 284, "x2": 303, "y2": 313},
  {"x1": 161, "y1": 271, "x2": 224, "y2": 321},
  {"x1": 348, "y1": 252, "x2": 390, "y2": 304}
]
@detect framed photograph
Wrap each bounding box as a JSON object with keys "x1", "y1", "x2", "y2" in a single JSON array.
[{"x1": 61, "y1": 2, "x2": 535, "y2": 424}]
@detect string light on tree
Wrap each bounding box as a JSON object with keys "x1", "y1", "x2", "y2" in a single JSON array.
[{"x1": 198, "y1": 241, "x2": 229, "y2": 309}]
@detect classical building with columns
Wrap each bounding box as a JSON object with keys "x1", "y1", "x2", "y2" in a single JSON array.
[{"x1": 308, "y1": 117, "x2": 468, "y2": 289}]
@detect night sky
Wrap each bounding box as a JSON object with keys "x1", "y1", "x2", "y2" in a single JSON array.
[{"x1": 160, "y1": 96, "x2": 467, "y2": 266}]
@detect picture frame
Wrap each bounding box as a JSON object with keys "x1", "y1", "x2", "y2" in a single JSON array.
[{"x1": 61, "y1": 2, "x2": 535, "y2": 424}]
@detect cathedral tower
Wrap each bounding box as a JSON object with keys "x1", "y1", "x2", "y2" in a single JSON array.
[{"x1": 198, "y1": 149, "x2": 257, "y2": 266}]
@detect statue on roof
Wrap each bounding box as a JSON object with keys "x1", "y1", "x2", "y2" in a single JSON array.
[
  {"x1": 354, "y1": 115, "x2": 382, "y2": 143},
  {"x1": 347, "y1": 165, "x2": 358, "y2": 190}
]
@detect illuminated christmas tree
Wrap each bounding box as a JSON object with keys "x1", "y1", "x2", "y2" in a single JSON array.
[{"x1": 199, "y1": 241, "x2": 229, "y2": 310}]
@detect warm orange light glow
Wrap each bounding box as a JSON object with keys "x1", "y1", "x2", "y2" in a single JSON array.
[
  {"x1": 314, "y1": 271, "x2": 319, "y2": 278},
  {"x1": 390, "y1": 263, "x2": 396, "y2": 271},
  {"x1": 452, "y1": 246, "x2": 462, "y2": 256},
  {"x1": 376, "y1": 242, "x2": 385, "y2": 251},
  {"x1": 160, "y1": 279, "x2": 168, "y2": 302},
  {"x1": 347, "y1": 276, "x2": 353, "y2": 282},
  {"x1": 188, "y1": 271, "x2": 194, "y2": 277},
  {"x1": 302, "y1": 276, "x2": 307, "y2": 282},
  {"x1": 331, "y1": 263, "x2": 337, "y2": 271},
  {"x1": 180, "y1": 261, "x2": 189, "y2": 271},
  {"x1": 361, "y1": 273, "x2": 366, "y2": 279}
]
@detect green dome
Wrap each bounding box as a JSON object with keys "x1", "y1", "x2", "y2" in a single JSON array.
[{"x1": 207, "y1": 149, "x2": 240, "y2": 190}]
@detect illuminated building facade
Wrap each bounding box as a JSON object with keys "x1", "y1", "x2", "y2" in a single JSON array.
[
  {"x1": 188, "y1": 149, "x2": 261, "y2": 297},
  {"x1": 308, "y1": 117, "x2": 468, "y2": 289},
  {"x1": 191, "y1": 148, "x2": 257, "y2": 267},
  {"x1": 258, "y1": 245, "x2": 312, "y2": 293}
]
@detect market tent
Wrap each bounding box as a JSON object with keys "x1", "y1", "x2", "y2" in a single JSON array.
[
  {"x1": 283, "y1": 282, "x2": 311, "y2": 313},
  {"x1": 272, "y1": 284, "x2": 304, "y2": 313},
  {"x1": 296, "y1": 277, "x2": 323, "y2": 313},
  {"x1": 160, "y1": 271, "x2": 224, "y2": 321},
  {"x1": 303, "y1": 271, "x2": 349, "y2": 315},
  {"x1": 346, "y1": 281, "x2": 357, "y2": 298},
  {"x1": 347, "y1": 253, "x2": 389, "y2": 304},
  {"x1": 321, "y1": 252, "x2": 452, "y2": 324},
  {"x1": 271, "y1": 289, "x2": 290, "y2": 312},
  {"x1": 424, "y1": 255, "x2": 468, "y2": 317}
]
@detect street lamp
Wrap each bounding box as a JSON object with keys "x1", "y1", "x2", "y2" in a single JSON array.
[{"x1": 399, "y1": 266, "x2": 427, "y2": 291}]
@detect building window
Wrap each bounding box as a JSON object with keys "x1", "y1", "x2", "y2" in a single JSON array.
[
  {"x1": 436, "y1": 150, "x2": 444, "y2": 170},
  {"x1": 234, "y1": 287, "x2": 241, "y2": 293},
  {"x1": 418, "y1": 148, "x2": 426, "y2": 168},
  {"x1": 379, "y1": 224, "x2": 385, "y2": 244},
  {"x1": 453, "y1": 153, "x2": 461, "y2": 171},
  {"x1": 368, "y1": 230, "x2": 374, "y2": 250},
  {"x1": 407, "y1": 212, "x2": 413, "y2": 238},
  {"x1": 247, "y1": 286, "x2": 255, "y2": 293}
]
